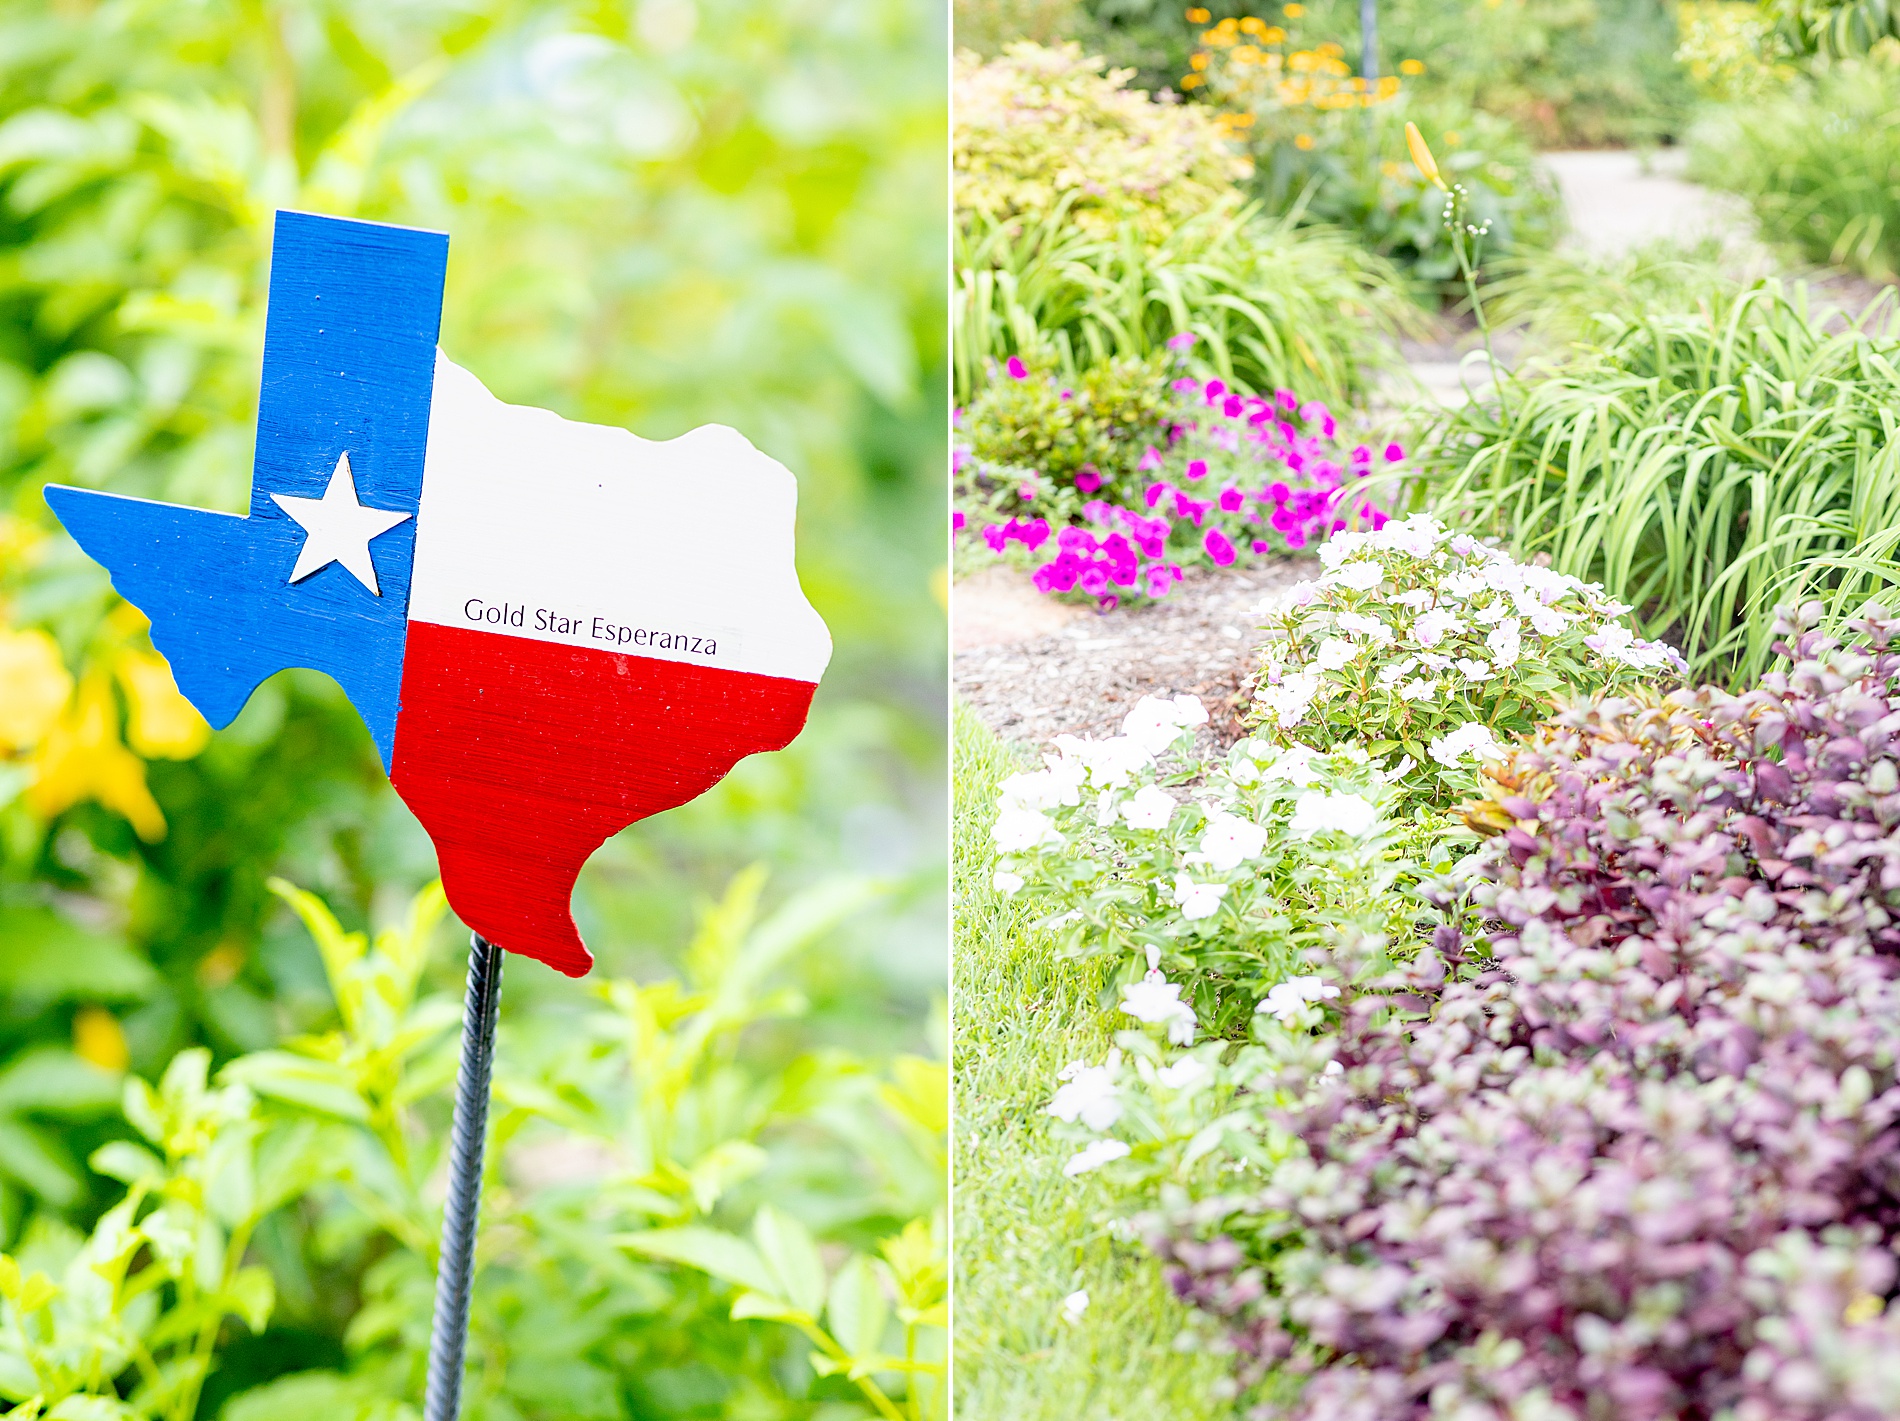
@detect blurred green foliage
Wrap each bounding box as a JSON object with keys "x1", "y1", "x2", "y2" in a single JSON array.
[{"x1": 0, "y1": 0, "x2": 945, "y2": 1411}]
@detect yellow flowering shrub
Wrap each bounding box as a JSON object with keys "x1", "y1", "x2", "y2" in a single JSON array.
[
  {"x1": 1188, "y1": 14, "x2": 1405, "y2": 111},
  {"x1": 954, "y1": 41, "x2": 1251, "y2": 237},
  {"x1": 1, "y1": 523, "x2": 209, "y2": 841}
]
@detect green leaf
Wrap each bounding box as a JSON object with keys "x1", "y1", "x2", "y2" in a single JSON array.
[
  {"x1": 0, "y1": 904, "x2": 155, "y2": 1002},
  {"x1": 224, "y1": 1265, "x2": 275, "y2": 1332},
  {"x1": 825, "y1": 1254, "x2": 890, "y2": 1359},
  {"x1": 0, "y1": 1119, "x2": 81, "y2": 1205},
  {"x1": 89, "y1": 1140, "x2": 163, "y2": 1186},
  {"x1": 615, "y1": 1227, "x2": 777, "y2": 1296},
  {"x1": 221, "y1": 1052, "x2": 369, "y2": 1122},
  {"x1": 729, "y1": 1290, "x2": 809, "y2": 1323},
  {"x1": 0, "y1": 1049, "x2": 121, "y2": 1115},
  {"x1": 753, "y1": 1206, "x2": 827, "y2": 1317}
]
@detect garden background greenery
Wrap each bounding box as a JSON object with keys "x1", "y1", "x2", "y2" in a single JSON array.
[
  {"x1": 955, "y1": 0, "x2": 1900, "y2": 1416},
  {"x1": 0, "y1": 1, "x2": 947, "y2": 1418}
]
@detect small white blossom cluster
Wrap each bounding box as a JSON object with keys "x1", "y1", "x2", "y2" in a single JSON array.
[{"x1": 1256, "y1": 515, "x2": 1685, "y2": 802}]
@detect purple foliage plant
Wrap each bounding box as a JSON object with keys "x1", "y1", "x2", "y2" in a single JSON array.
[{"x1": 1150, "y1": 605, "x2": 1900, "y2": 1419}]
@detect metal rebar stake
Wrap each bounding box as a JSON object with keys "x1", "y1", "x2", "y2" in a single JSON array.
[{"x1": 423, "y1": 932, "x2": 505, "y2": 1421}]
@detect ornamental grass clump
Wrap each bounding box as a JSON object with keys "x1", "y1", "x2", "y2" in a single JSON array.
[
  {"x1": 1252, "y1": 514, "x2": 1684, "y2": 810},
  {"x1": 1152, "y1": 605, "x2": 1900, "y2": 1419}
]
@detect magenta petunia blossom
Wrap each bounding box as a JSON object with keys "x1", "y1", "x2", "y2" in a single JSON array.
[
  {"x1": 1167, "y1": 331, "x2": 1198, "y2": 350},
  {"x1": 1006, "y1": 355, "x2": 1027, "y2": 380},
  {"x1": 1203, "y1": 379, "x2": 1225, "y2": 403},
  {"x1": 1138, "y1": 445, "x2": 1164, "y2": 471},
  {"x1": 1203, "y1": 527, "x2": 1236, "y2": 565},
  {"x1": 1383, "y1": 441, "x2": 1404, "y2": 462},
  {"x1": 1074, "y1": 466, "x2": 1103, "y2": 494},
  {"x1": 1185, "y1": 459, "x2": 1208, "y2": 481},
  {"x1": 1219, "y1": 487, "x2": 1244, "y2": 512}
]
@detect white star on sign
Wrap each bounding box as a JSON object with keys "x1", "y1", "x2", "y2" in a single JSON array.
[{"x1": 271, "y1": 451, "x2": 412, "y2": 597}]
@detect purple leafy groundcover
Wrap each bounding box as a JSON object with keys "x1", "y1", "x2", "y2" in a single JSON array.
[{"x1": 1153, "y1": 609, "x2": 1900, "y2": 1420}]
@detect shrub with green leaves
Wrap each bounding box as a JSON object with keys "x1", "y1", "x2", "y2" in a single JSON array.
[
  {"x1": 953, "y1": 42, "x2": 1250, "y2": 239},
  {"x1": 1424, "y1": 281, "x2": 1900, "y2": 689},
  {"x1": 957, "y1": 350, "x2": 1176, "y2": 494},
  {"x1": 1251, "y1": 513, "x2": 1683, "y2": 809},
  {"x1": 988, "y1": 694, "x2": 1427, "y2": 1027},
  {"x1": 0, "y1": 873, "x2": 946, "y2": 1421},
  {"x1": 1692, "y1": 62, "x2": 1900, "y2": 281}
]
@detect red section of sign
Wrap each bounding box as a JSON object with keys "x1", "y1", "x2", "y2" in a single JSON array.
[{"x1": 390, "y1": 619, "x2": 818, "y2": 977}]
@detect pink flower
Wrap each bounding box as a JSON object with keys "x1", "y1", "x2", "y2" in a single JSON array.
[
  {"x1": 1144, "y1": 481, "x2": 1170, "y2": 509},
  {"x1": 1204, "y1": 527, "x2": 1237, "y2": 566},
  {"x1": 1276, "y1": 389, "x2": 1298, "y2": 411},
  {"x1": 1021, "y1": 518, "x2": 1051, "y2": 551},
  {"x1": 1384, "y1": 442, "x2": 1405, "y2": 463},
  {"x1": 1020, "y1": 483, "x2": 1037, "y2": 501},
  {"x1": 1006, "y1": 356, "x2": 1028, "y2": 380},
  {"x1": 1138, "y1": 445, "x2": 1164, "y2": 472},
  {"x1": 1252, "y1": 539, "x2": 1270, "y2": 554},
  {"x1": 1185, "y1": 459, "x2": 1208, "y2": 481},
  {"x1": 1203, "y1": 379, "x2": 1226, "y2": 403},
  {"x1": 1074, "y1": 466, "x2": 1103, "y2": 494},
  {"x1": 952, "y1": 510, "x2": 966, "y2": 537},
  {"x1": 1351, "y1": 444, "x2": 1371, "y2": 465},
  {"x1": 1222, "y1": 395, "x2": 1244, "y2": 418},
  {"x1": 1171, "y1": 377, "x2": 1200, "y2": 394},
  {"x1": 1219, "y1": 487, "x2": 1243, "y2": 512},
  {"x1": 1167, "y1": 331, "x2": 1199, "y2": 351}
]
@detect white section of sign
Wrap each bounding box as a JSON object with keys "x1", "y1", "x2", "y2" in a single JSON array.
[{"x1": 408, "y1": 354, "x2": 833, "y2": 684}]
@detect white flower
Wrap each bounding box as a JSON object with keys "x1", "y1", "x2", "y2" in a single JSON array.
[
  {"x1": 1373, "y1": 514, "x2": 1445, "y2": 557},
  {"x1": 1257, "y1": 975, "x2": 1341, "y2": 1025},
  {"x1": 1441, "y1": 569, "x2": 1486, "y2": 600},
  {"x1": 1173, "y1": 873, "x2": 1228, "y2": 921},
  {"x1": 1417, "y1": 652, "x2": 1452, "y2": 672},
  {"x1": 1054, "y1": 734, "x2": 1153, "y2": 790},
  {"x1": 1060, "y1": 1290, "x2": 1090, "y2": 1322},
  {"x1": 1376, "y1": 656, "x2": 1420, "y2": 689},
  {"x1": 1480, "y1": 560, "x2": 1525, "y2": 595},
  {"x1": 1286, "y1": 579, "x2": 1322, "y2": 608},
  {"x1": 1047, "y1": 1061, "x2": 1120, "y2": 1130},
  {"x1": 1257, "y1": 670, "x2": 1322, "y2": 728},
  {"x1": 1063, "y1": 1139, "x2": 1132, "y2": 1176},
  {"x1": 993, "y1": 869, "x2": 1024, "y2": 895},
  {"x1": 1393, "y1": 589, "x2": 1436, "y2": 611},
  {"x1": 1472, "y1": 598, "x2": 1513, "y2": 626},
  {"x1": 993, "y1": 804, "x2": 1059, "y2": 852},
  {"x1": 1411, "y1": 608, "x2": 1464, "y2": 648},
  {"x1": 1260, "y1": 744, "x2": 1324, "y2": 785},
  {"x1": 1318, "y1": 530, "x2": 1373, "y2": 567},
  {"x1": 1454, "y1": 657, "x2": 1493, "y2": 681},
  {"x1": 1120, "y1": 694, "x2": 1208, "y2": 754},
  {"x1": 1198, "y1": 813, "x2": 1268, "y2": 872},
  {"x1": 1428, "y1": 722, "x2": 1505, "y2": 768},
  {"x1": 1156, "y1": 1056, "x2": 1211, "y2": 1090},
  {"x1": 1486, "y1": 619, "x2": 1522, "y2": 667},
  {"x1": 1120, "y1": 784, "x2": 1177, "y2": 830},
  {"x1": 1525, "y1": 604, "x2": 1570, "y2": 637},
  {"x1": 1336, "y1": 611, "x2": 1393, "y2": 642},
  {"x1": 1324, "y1": 560, "x2": 1384, "y2": 592},
  {"x1": 1315, "y1": 636, "x2": 1358, "y2": 671},
  {"x1": 1000, "y1": 761, "x2": 1083, "y2": 812},
  {"x1": 1397, "y1": 676, "x2": 1439, "y2": 702},
  {"x1": 1122, "y1": 970, "x2": 1197, "y2": 1045},
  {"x1": 1289, "y1": 791, "x2": 1379, "y2": 838}
]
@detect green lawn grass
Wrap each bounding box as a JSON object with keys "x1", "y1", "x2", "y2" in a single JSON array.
[{"x1": 952, "y1": 704, "x2": 1238, "y2": 1420}]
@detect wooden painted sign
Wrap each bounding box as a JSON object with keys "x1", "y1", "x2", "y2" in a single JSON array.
[{"x1": 45, "y1": 211, "x2": 831, "y2": 978}]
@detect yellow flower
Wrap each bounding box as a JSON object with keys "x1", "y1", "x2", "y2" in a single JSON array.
[
  {"x1": 1845, "y1": 1293, "x2": 1885, "y2": 1325},
  {"x1": 0, "y1": 629, "x2": 72, "y2": 752},
  {"x1": 116, "y1": 649, "x2": 210, "y2": 759},
  {"x1": 1400, "y1": 58, "x2": 1425, "y2": 75},
  {"x1": 73, "y1": 1007, "x2": 129, "y2": 1073},
  {"x1": 1181, "y1": 72, "x2": 1205, "y2": 88},
  {"x1": 1240, "y1": 15, "x2": 1266, "y2": 33},
  {"x1": 1284, "y1": 2, "x2": 1305, "y2": 13},
  {"x1": 1186, "y1": 5, "x2": 1211, "y2": 18},
  {"x1": 1294, "y1": 132, "x2": 1315, "y2": 149},
  {"x1": 1406, "y1": 121, "x2": 1448, "y2": 191},
  {"x1": 1445, "y1": 129, "x2": 1463, "y2": 146},
  {"x1": 28, "y1": 671, "x2": 165, "y2": 841},
  {"x1": 1262, "y1": 24, "x2": 1286, "y2": 40},
  {"x1": 1190, "y1": 51, "x2": 1210, "y2": 69}
]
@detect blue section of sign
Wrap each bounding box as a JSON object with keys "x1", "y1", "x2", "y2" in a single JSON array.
[{"x1": 43, "y1": 211, "x2": 448, "y2": 770}]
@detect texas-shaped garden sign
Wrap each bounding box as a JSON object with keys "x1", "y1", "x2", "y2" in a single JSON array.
[{"x1": 45, "y1": 211, "x2": 832, "y2": 980}]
